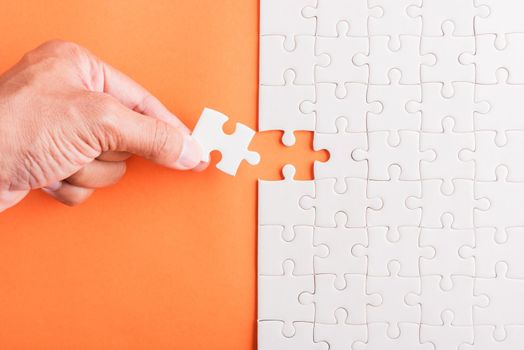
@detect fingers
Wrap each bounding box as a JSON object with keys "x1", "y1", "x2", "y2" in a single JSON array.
[
  {"x1": 97, "y1": 151, "x2": 131, "y2": 162},
  {"x1": 43, "y1": 159, "x2": 125, "y2": 206},
  {"x1": 81, "y1": 47, "x2": 209, "y2": 170},
  {"x1": 28, "y1": 41, "x2": 208, "y2": 171},
  {"x1": 95, "y1": 102, "x2": 203, "y2": 170},
  {"x1": 65, "y1": 160, "x2": 126, "y2": 188},
  {"x1": 25, "y1": 41, "x2": 190, "y2": 132},
  {"x1": 90, "y1": 55, "x2": 189, "y2": 132},
  {"x1": 42, "y1": 182, "x2": 94, "y2": 207}
]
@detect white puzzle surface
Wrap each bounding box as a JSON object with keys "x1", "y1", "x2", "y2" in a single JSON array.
[
  {"x1": 258, "y1": 1, "x2": 524, "y2": 349},
  {"x1": 192, "y1": 108, "x2": 259, "y2": 175}
]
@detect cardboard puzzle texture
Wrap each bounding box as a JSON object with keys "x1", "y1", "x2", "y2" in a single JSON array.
[{"x1": 258, "y1": 1, "x2": 524, "y2": 349}]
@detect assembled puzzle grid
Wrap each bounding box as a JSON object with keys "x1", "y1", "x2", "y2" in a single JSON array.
[{"x1": 258, "y1": 0, "x2": 524, "y2": 349}]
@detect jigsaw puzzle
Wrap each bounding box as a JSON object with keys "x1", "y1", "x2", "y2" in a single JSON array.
[
  {"x1": 258, "y1": 0, "x2": 524, "y2": 349},
  {"x1": 192, "y1": 108, "x2": 259, "y2": 175}
]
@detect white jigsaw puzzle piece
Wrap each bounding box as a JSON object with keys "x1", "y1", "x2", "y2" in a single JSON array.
[
  {"x1": 259, "y1": 70, "x2": 315, "y2": 146},
  {"x1": 406, "y1": 82, "x2": 489, "y2": 133},
  {"x1": 368, "y1": 0, "x2": 422, "y2": 49},
  {"x1": 474, "y1": 69, "x2": 524, "y2": 142},
  {"x1": 353, "y1": 226, "x2": 434, "y2": 277},
  {"x1": 476, "y1": 0, "x2": 524, "y2": 46},
  {"x1": 299, "y1": 274, "x2": 381, "y2": 324},
  {"x1": 258, "y1": 321, "x2": 328, "y2": 350},
  {"x1": 459, "y1": 227, "x2": 524, "y2": 279},
  {"x1": 420, "y1": 214, "x2": 475, "y2": 290},
  {"x1": 300, "y1": 178, "x2": 382, "y2": 228},
  {"x1": 459, "y1": 131, "x2": 524, "y2": 182},
  {"x1": 460, "y1": 33, "x2": 524, "y2": 84},
  {"x1": 313, "y1": 213, "x2": 368, "y2": 289},
  {"x1": 420, "y1": 21, "x2": 475, "y2": 95},
  {"x1": 474, "y1": 166, "x2": 524, "y2": 234},
  {"x1": 353, "y1": 323, "x2": 433, "y2": 350},
  {"x1": 421, "y1": 117, "x2": 475, "y2": 194},
  {"x1": 365, "y1": 261, "x2": 421, "y2": 338},
  {"x1": 316, "y1": 22, "x2": 369, "y2": 94},
  {"x1": 313, "y1": 118, "x2": 368, "y2": 192},
  {"x1": 258, "y1": 225, "x2": 328, "y2": 276},
  {"x1": 366, "y1": 165, "x2": 422, "y2": 239},
  {"x1": 406, "y1": 179, "x2": 490, "y2": 229},
  {"x1": 353, "y1": 35, "x2": 436, "y2": 85},
  {"x1": 258, "y1": 260, "x2": 314, "y2": 337},
  {"x1": 259, "y1": 165, "x2": 315, "y2": 238},
  {"x1": 301, "y1": 82, "x2": 381, "y2": 134},
  {"x1": 314, "y1": 309, "x2": 367, "y2": 350},
  {"x1": 192, "y1": 108, "x2": 259, "y2": 175},
  {"x1": 367, "y1": 69, "x2": 421, "y2": 145},
  {"x1": 462, "y1": 325, "x2": 524, "y2": 350},
  {"x1": 352, "y1": 131, "x2": 436, "y2": 181},
  {"x1": 260, "y1": 0, "x2": 316, "y2": 50},
  {"x1": 420, "y1": 310, "x2": 474, "y2": 350},
  {"x1": 302, "y1": 0, "x2": 381, "y2": 37},
  {"x1": 474, "y1": 262, "x2": 524, "y2": 340},
  {"x1": 260, "y1": 35, "x2": 329, "y2": 85},
  {"x1": 405, "y1": 275, "x2": 489, "y2": 326},
  {"x1": 407, "y1": 0, "x2": 489, "y2": 36}
]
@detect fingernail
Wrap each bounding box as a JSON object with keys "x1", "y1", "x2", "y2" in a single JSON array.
[
  {"x1": 174, "y1": 135, "x2": 202, "y2": 170},
  {"x1": 44, "y1": 181, "x2": 62, "y2": 192}
]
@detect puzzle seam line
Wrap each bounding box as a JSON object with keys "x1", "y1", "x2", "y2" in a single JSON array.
[{"x1": 258, "y1": 1, "x2": 524, "y2": 348}]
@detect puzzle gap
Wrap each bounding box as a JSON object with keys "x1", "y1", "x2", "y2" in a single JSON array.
[{"x1": 253, "y1": 130, "x2": 328, "y2": 181}]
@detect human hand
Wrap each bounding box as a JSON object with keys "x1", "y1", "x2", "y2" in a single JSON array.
[{"x1": 0, "y1": 40, "x2": 206, "y2": 212}]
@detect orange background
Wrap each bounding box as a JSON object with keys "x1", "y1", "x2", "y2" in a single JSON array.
[{"x1": 0, "y1": 1, "x2": 323, "y2": 349}]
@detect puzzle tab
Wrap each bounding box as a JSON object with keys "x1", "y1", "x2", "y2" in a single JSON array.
[{"x1": 192, "y1": 108, "x2": 259, "y2": 175}]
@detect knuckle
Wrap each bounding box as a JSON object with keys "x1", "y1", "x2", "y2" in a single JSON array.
[
  {"x1": 41, "y1": 39, "x2": 74, "y2": 51},
  {"x1": 24, "y1": 40, "x2": 82, "y2": 62},
  {"x1": 94, "y1": 93, "x2": 119, "y2": 113},
  {"x1": 75, "y1": 92, "x2": 122, "y2": 152},
  {"x1": 90, "y1": 94, "x2": 121, "y2": 128},
  {"x1": 42, "y1": 40, "x2": 84, "y2": 59}
]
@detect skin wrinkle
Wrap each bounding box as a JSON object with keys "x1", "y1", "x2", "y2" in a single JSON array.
[
  {"x1": 21, "y1": 151, "x2": 42, "y2": 190},
  {"x1": 98, "y1": 111, "x2": 122, "y2": 153},
  {"x1": 40, "y1": 134, "x2": 63, "y2": 184},
  {"x1": 46, "y1": 129, "x2": 81, "y2": 181},
  {"x1": 34, "y1": 150, "x2": 59, "y2": 189},
  {"x1": 4, "y1": 162, "x2": 21, "y2": 192},
  {"x1": 151, "y1": 120, "x2": 169, "y2": 160},
  {"x1": 72, "y1": 131, "x2": 102, "y2": 161}
]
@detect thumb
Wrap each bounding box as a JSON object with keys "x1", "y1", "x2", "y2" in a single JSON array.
[{"x1": 97, "y1": 101, "x2": 203, "y2": 170}]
